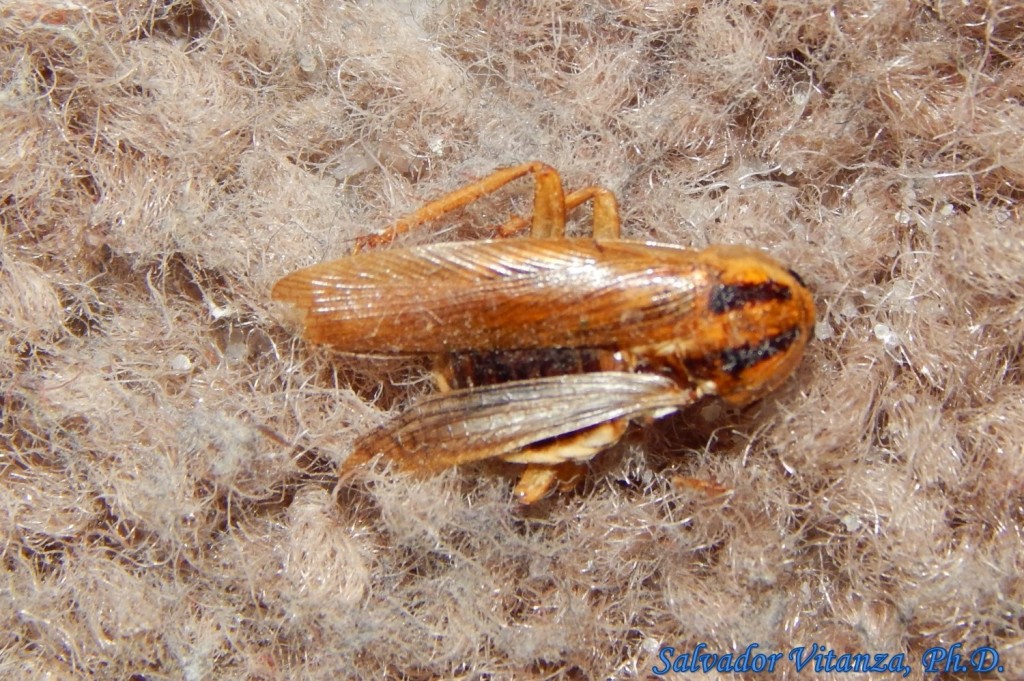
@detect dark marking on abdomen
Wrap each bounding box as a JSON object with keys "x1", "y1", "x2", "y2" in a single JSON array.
[
  {"x1": 708, "y1": 281, "x2": 792, "y2": 314},
  {"x1": 446, "y1": 347, "x2": 625, "y2": 389}
]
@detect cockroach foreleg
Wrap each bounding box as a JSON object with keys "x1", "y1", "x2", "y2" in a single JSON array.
[{"x1": 355, "y1": 161, "x2": 567, "y2": 251}]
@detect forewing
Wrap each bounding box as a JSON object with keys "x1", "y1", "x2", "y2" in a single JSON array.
[
  {"x1": 344, "y1": 372, "x2": 694, "y2": 471},
  {"x1": 272, "y1": 239, "x2": 703, "y2": 353}
]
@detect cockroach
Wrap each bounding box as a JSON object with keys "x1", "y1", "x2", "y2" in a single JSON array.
[{"x1": 272, "y1": 162, "x2": 815, "y2": 503}]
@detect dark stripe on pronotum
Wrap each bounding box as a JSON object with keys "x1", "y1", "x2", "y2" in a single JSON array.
[
  {"x1": 708, "y1": 281, "x2": 792, "y2": 314},
  {"x1": 720, "y1": 327, "x2": 801, "y2": 376}
]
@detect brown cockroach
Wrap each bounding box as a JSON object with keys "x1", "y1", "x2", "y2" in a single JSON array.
[{"x1": 272, "y1": 162, "x2": 815, "y2": 503}]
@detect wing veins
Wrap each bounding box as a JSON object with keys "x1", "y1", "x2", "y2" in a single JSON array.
[{"x1": 350, "y1": 372, "x2": 693, "y2": 470}]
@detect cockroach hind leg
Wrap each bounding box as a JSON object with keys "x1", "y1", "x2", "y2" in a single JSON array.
[
  {"x1": 501, "y1": 419, "x2": 629, "y2": 466},
  {"x1": 506, "y1": 419, "x2": 630, "y2": 503},
  {"x1": 563, "y1": 186, "x2": 621, "y2": 239},
  {"x1": 671, "y1": 475, "x2": 733, "y2": 498},
  {"x1": 352, "y1": 161, "x2": 568, "y2": 250},
  {"x1": 514, "y1": 465, "x2": 557, "y2": 504},
  {"x1": 332, "y1": 459, "x2": 362, "y2": 502},
  {"x1": 498, "y1": 184, "x2": 622, "y2": 239},
  {"x1": 514, "y1": 462, "x2": 587, "y2": 504},
  {"x1": 338, "y1": 440, "x2": 377, "y2": 478}
]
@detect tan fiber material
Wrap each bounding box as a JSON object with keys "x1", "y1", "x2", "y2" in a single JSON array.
[{"x1": 2, "y1": 0, "x2": 1022, "y2": 678}]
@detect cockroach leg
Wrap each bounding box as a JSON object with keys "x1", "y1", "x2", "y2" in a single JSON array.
[
  {"x1": 502, "y1": 419, "x2": 629, "y2": 502},
  {"x1": 514, "y1": 462, "x2": 587, "y2": 504},
  {"x1": 530, "y1": 164, "x2": 567, "y2": 238},
  {"x1": 565, "y1": 186, "x2": 621, "y2": 239},
  {"x1": 671, "y1": 475, "x2": 733, "y2": 498},
  {"x1": 497, "y1": 184, "x2": 622, "y2": 239},
  {"x1": 354, "y1": 161, "x2": 568, "y2": 251}
]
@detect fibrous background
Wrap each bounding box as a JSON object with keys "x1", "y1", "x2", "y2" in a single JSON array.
[{"x1": 2, "y1": 1, "x2": 1023, "y2": 679}]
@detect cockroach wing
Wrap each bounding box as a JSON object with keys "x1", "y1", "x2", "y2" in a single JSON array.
[
  {"x1": 344, "y1": 372, "x2": 695, "y2": 471},
  {"x1": 271, "y1": 239, "x2": 704, "y2": 353}
]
